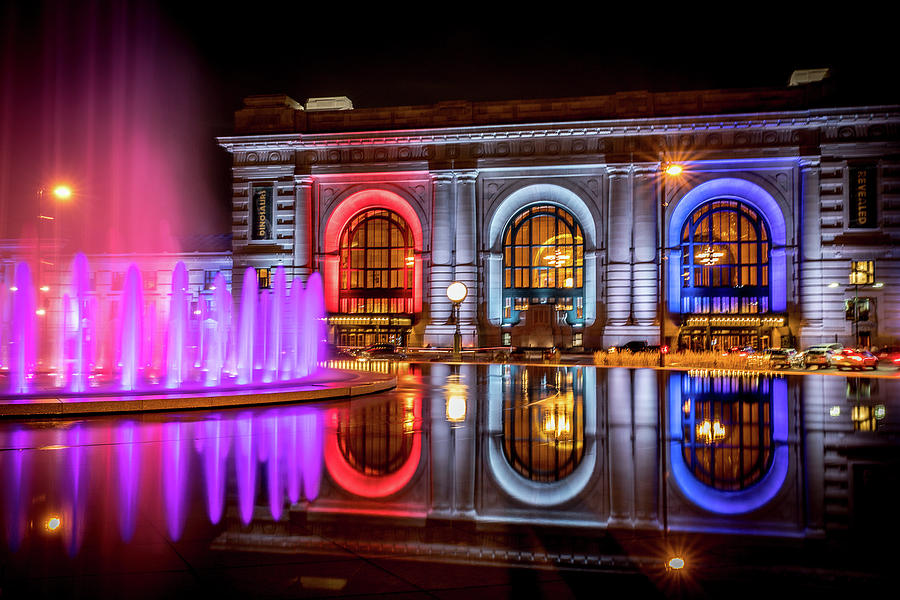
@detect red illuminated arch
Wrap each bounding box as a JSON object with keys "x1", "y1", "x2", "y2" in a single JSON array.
[
  {"x1": 322, "y1": 189, "x2": 424, "y2": 313},
  {"x1": 323, "y1": 399, "x2": 422, "y2": 498}
]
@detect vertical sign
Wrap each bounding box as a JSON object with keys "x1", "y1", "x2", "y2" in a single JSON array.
[
  {"x1": 849, "y1": 166, "x2": 877, "y2": 229},
  {"x1": 251, "y1": 185, "x2": 274, "y2": 240}
]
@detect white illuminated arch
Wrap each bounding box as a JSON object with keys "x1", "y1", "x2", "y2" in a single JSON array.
[{"x1": 486, "y1": 184, "x2": 599, "y2": 325}]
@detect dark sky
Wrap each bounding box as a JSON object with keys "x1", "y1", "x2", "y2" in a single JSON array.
[{"x1": 1, "y1": 1, "x2": 897, "y2": 247}]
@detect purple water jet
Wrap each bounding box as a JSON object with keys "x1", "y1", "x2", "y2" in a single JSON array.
[
  {"x1": 8, "y1": 263, "x2": 36, "y2": 394},
  {"x1": 166, "y1": 262, "x2": 189, "y2": 388}
]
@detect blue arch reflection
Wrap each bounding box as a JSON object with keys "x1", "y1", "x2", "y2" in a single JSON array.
[{"x1": 668, "y1": 371, "x2": 789, "y2": 514}]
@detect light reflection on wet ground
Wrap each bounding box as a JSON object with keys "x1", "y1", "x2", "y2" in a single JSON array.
[{"x1": 1, "y1": 363, "x2": 897, "y2": 598}]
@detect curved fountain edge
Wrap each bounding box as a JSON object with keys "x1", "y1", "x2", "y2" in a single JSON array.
[{"x1": 0, "y1": 369, "x2": 396, "y2": 419}]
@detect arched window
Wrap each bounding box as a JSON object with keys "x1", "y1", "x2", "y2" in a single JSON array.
[
  {"x1": 680, "y1": 200, "x2": 770, "y2": 314},
  {"x1": 679, "y1": 373, "x2": 774, "y2": 491},
  {"x1": 339, "y1": 209, "x2": 415, "y2": 314},
  {"x1": 502, "y1": 367, "x2": 585, "y2": 482},
  {"x1": 502, "y1": 205, "x2": 584, "y2": 323}
]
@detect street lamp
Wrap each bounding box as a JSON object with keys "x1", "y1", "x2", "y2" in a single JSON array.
[
  {"x1": 660, "y1": 163, "x2": 684, "y2": 367},
  {"x1": 446, "y1": 281, "x2": 468, "y2": 361},
  {"x1": 37, "y1": 183, "x2": 73, "y2": 290}
]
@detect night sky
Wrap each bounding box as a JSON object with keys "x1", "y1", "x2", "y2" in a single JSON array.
[{"x1": 1, "y1": 1, "x2": 896, "y2": 248}]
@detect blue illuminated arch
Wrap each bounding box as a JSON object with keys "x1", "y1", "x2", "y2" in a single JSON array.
[
  {"x1": 667, "y1": 177, "x2": 788, "y2": 313},
  {"x1": 667, "y1": 372, "x2": 789, "y2": 514}
]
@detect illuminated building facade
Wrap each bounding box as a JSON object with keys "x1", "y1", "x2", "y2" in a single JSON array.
[{"x1": 218, "y1": 86, "x2": 900, "y2": 350}]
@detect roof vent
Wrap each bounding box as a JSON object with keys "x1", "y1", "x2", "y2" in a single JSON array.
[
  {"x1": 305, "y1": 96, "x2": 354, "y2": 111},
  {"x1": 788, "y1": 68, "x2": 831, "y2": 86}
]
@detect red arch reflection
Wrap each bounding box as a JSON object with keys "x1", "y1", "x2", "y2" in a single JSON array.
[{"x1": 323, "y1": 398, "x2": 422, "y2": 498}]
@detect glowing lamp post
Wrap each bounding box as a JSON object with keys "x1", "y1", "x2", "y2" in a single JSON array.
[
  {"x1": 36, "y1": 183, "x2": 74, "y2": 364},
  {"x1": 446, "y1": 281, "x2": 468, "y2": 361},
  {"x1": 660, "y1": 163, "x2": 684, "y2": 367}
]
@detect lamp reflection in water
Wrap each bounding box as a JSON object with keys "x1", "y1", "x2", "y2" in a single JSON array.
[
  {"x1": 44, "y1": 516, "x2": 62, "y2": 532},
  {"x1": 445, "y1": 374, "x2": 467, "y2": 424}
]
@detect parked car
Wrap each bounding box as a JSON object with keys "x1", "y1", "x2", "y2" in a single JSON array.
[
  {"x1": 763, "y1": 348, "x2": 797, "y2": 369},
  {"x1": 357, "y1": 343, "x2": 406, "y2": 360},
  {"x1": 802, "y1": 348, "x2": 833, "y2": 369},
  {"x1": 611, "y1": 340, "x2": 651, "y2": 353},
  {"x1": 724, "y1": 346, "x2": 755, "y2": 357},
  {"x1": 832, "y1": 349, "x2": 878, "y2": 371},
  {"x1": 325, "y1": 343, "x2": 357, "y2": 359}
]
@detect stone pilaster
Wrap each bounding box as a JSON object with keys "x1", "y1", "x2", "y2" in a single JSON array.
[
  {"x1": 632, "y1": 167, "x2": 659, "y2": 326},
  {"x1": 606, "y1": 167, "x2": 632, "y2": 327},
  {"x1": 293, "y1": 177, "x2": 313, "y2": 279},
  {"x1": 455, "y1": 171, "x2": 478, "y2": 337},
  {"x1": 799, "y1": 159, "x2": 823, "y2": 328},
  {"x1": 429, "y1": 172, "x2": 455, "y2": 326}
]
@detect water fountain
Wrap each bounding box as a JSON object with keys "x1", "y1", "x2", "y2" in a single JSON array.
[{"x1": 0, "y1": 253, "x2": 331, "y2": 402}]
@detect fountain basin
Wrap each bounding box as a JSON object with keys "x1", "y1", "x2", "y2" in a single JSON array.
[{"x1": 0, "y1": 368, "x2": 395, "y2": 418}]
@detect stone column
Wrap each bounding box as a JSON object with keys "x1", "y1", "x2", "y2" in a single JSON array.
[
  {"x1": 293, "y1": 177, "x2": 313, "y2": 280},
  {"x1": 608, "y1": 368, "x2": 634, "y2": 525},
  {"x1": 799, "y1": 159, "x2": 823, "y2": 328},
  {"x1": 606, "y1": 167, "x2": 632, "y2": 326},
  {"x1": 455, "y1": 171, "x2": 478, "y2": 331},
  {"x1": 429, "y1": 172, "x2": 455, "y2": 326},
  {"x1": 632, "y1": 167, "x2": 659, "y2": 326}
]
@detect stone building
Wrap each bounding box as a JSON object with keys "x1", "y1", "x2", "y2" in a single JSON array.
[{"x1": 217, "y1": 79, "x2": 900, "y2": 351}]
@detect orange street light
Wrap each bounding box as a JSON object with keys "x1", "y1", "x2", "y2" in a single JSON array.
[
  {"x1": 665, "y1": 164, "x2": 684, "y2": 177},
  {"x1": 52, "y1": 184, "x2": 73, "y2": 200}
]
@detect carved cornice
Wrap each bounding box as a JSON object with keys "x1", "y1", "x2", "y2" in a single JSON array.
[{"x1": 218, "y1": 107, "x2": 900, "y2": 167}]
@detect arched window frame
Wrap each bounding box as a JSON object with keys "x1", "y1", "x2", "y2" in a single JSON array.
[
  {"x1": 338, "y1": 208, "x2": 415, "y2": 314},
  {"x1": 679, "y1": 200, "x2": 771, "y2": 314},
  {"x1": 501, "y1": 204, "x2": 585, "y2": 324}
]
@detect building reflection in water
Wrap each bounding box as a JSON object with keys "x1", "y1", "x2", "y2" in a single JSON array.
[
  {"x1": 324, "y1": 394, "x2": 422, "y2": 499},
  {"x1": 502, "y1": 366, "x2": 585, "y2": 482},
  {"x1": 1, "y1": 365, "x2": 897, "y2": 572},
  {"x1": 667, "y1": 370, "x2": 790, "y2": 518}
]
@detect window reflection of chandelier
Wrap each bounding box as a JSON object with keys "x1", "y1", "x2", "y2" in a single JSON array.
[
  {"x1": 543, "y1": 248, "x2": 571, "y2": 268},
  {"x1": 696, "y1": 419, "x2": 726, "y2": 444},
  {"x1": 542, "y1": 408, "x2": 572, "y2": 440},
  {"x1": 696, "y1": 246, "x2": 725, "y2": 266}
]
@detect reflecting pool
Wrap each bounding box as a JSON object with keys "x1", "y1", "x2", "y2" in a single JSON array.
[{"x1": 1, "y1": 364, "x2": 897, "y2": 597}]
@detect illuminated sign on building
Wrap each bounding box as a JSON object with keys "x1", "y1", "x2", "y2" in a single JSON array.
[
  {"x1": 849, "y1": 166, "x2": 877, "y2": 229},
  {"x1": 251, "y1": 185, "x2": 274, "y2": 240}
]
